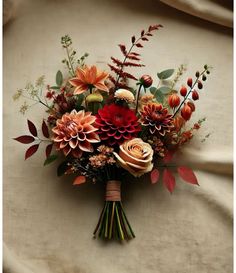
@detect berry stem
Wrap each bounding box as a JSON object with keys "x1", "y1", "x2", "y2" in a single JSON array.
[{"x1": 172, "y1": 68, "x2": 207, "y2": 118}]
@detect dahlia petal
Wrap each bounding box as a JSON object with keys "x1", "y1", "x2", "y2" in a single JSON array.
[
  {"x1": 87, "y1": 65, "x2": 97, "y2": 83},
  {"x1": 85, "y1": 132, "x2": 100, "y2": 143},
  {"x1": 72, "y1": 149, "x2": 83, "y2": 158},
  {"x1": 94, "y1": 82, "x2": 109, "y2": 92},
  {"x1": 69, "y1": 78, "x2": 83, "y2": 87},
  {"x1": 53, "y1": 136, "x2": 64, "y2": 142},
  {"x1": 79, "y1": 141, "x2": 93, "y2": 152},
  {"x1": 60, "y1": 141, "x2": 68, "y2": 149},
  {"x1": 81, "y1": 115, "x2": 96, "y2": 125},
  {"x1": 95, "y1": 71, "x2": 109, "y2": 83},
  {"x1": 78, "y1": 132, "x2": 86, "y2": 141},
  {"x1": 83, "y1": 124, "x2": 98, "y2": 133},
  {"x1": 76, "y1": 67, "x2": 86, "y2": 82},
  {"x1": 63, "y1": 145, "x2": 71, "y2": 156},
  {"x1": 74, "y1": 85, "x2": 88, "y2": 95},
  {"x1": 69, "y1": 138, "x2": 78, "y2": 149}
]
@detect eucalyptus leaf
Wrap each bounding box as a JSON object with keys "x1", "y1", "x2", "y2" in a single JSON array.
[
  {"x1": 75, "y1": 94, "x2": 84, "y2": 109},
  {"x1": 44, "y1": 154, "x2": 58, "y2": 166},
  {"x1": 158, "y1": 86, "x2": 172, "y2": 94},
  {"x1": 155, "y1": 90, "x2": 164, "y2": 103},
  {"x1": 157, "y1": 69, "x2": 174, "y2": 80},
  {"x1": 50, "y1": 86, "x2": 60, "y2": 90},
  {"x1": 56, "y1": 70, "x2": 63, "y2": 86},
  {"x1": 150, "y1": 87, "x2": 157, "y2": 95}
]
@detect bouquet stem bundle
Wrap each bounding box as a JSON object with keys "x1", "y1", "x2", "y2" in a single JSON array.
[{"x1": 93, "y1": 181, "x2": 135, "y2": 241}]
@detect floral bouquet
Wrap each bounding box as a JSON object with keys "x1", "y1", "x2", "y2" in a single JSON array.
[{"x1": 14, "y1": 24, "x2": 211, "y2": 241}]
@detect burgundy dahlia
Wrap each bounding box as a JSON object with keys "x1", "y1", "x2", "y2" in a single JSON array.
[{"x1": 96, "y1": 104, "x2": 141, "y2": 146}]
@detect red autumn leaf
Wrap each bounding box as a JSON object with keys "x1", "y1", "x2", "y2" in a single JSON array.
[
  {"x1": 178, "y1": 166, "x2": 199, "y2": 185},
  {"x1": 163, "y1": 169, "x2": 176, "y2": 193},
  {"x1": 42, "y1": 120, "x2": 49, "y2": 138},
  {"x1": 163, "y1": 150, "x2": 174, "y2": 164},
  {"x1": 73, "y1": 176, "x2": 86, "y2": 185},
  {"x1": 27, "y1": 120, "x2": 37, "y2": 137},
  {"x1": 150, "y1": 169, "x2": 160, "y2": 184},
  {"x1": 45, "y1": 143, "x2": 53, "y2": 158},
  {"x1": 118, "y1": 44, "x2": 127, "y2": 56},
  {"x1": 25, "y1": 144, "x2": 39, "y2": 160},
  {"x1": 14, "y1": 135, "x2": 35, "y2": 144}
]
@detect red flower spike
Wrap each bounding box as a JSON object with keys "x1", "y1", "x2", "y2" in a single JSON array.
[
  {"x1": 192, "y1": 90, "x2": 199, "y2": 101},
  {"x1": 25, "y1": 144, "x2": 39, "y2": 160},
  {"x1": 187, "y1": 78, "x2": 193, "y2": 87},
  {"x1": 150, "y1": 169, "x2": 160, "y2": 184},
  {"x1": 73, "y1": 176, "x2": 86, "y2": 185},
  {"x1": 27, "y1": 120, "x2": 37, "y2": 137},
  {"x1": 177, "y1": 166, "x2": 199, "y2": 185},
  {"x1": 180, "y1": 86, "x2": 187, "y2": 97},
  {"x1": 163, "y1": 169, "x2": 176, "y2": 193},
  {"x1": 14, "y1": 135, "x2": 35, "y2": 144}
]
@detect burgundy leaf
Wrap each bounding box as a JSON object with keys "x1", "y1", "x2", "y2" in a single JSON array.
[
  {"x1": 178, "y1": 166, "x2": 199, "y2": 185},
  {"x1": 123, "y1": 61, "x2": 145, "y2": 67},
  {"x1": 25, "y1": 144, "x2": 39, "y2": 160},
  {"x1": 111, "y1": 57, "x2": 123, "y2": 66},
  {"x1": 27, "y1": 120, "x2": 37, "y2": 137},
  {"x1": 109, "y1": 75, "x2": 116, "y2": 84},
  {"x1": 126, "y1": 54, "x2": 141, "y2": 61},
  {"x1": 135, "y1": 43, "x2": 143, "y2": 48},
  {"x1": 73, "y1": 176, "x2": 86, "y2": 185},
  {"x1": 108, "y1": 64, "x2": 121, "y2": 74},
  {"x1": 42, "y1": 120, "x2": 50, "y2": 138},
  {"x1": 146, "y1": 33, "x2": 153, "y2": 36},
  {"x1": 141, "y1": 30, "x2": 145, "y2": 36},
  {"x1": 45, "y1": 143, "x2": 53, "y2": 158},
  {"x1": 150, "y1": 169, "x2": 160, "y2": 184},
  {"x1": 131, "y1": 36, "x2": 136, "y2": 43},
  {"x1": 129, "y1": 52, "x2": 140, "y2": 56},
  {"x1": 14, "y1": 135, "x2": 35, "y2": 144},
  {"x1": 163, "y1": 169, "x2": 176, "y2": 193},
  {"x1": 121, "y1": 71, "x2": 138, "y2": 80},
  {"x1": 163, "y1": 150, "x2": 174, "y2": 164},
  {"x1": 141, "y1": 37, "x2": 149, "y2": 41}
]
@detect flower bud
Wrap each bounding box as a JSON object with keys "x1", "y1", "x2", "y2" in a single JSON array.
[
  {"x1": 181, "y1": 103, "x2": 192, "y2": 121},
  {"x1": 198, "y1": 80, "x2": 203, "y2": 89},
  {"x1": 140, "y1": 75, "x2": 153, "y2": 88},
  {"x1": 86, "y1": 92, "x2": 103, "y2": 103},
  {"x1": 192, "y1": 90, "x2": 199, "y2": 101},
  {"x1": 202, "y1": 74, "x2": 207, "y2": 81},
  {"x1": 187, "y1": 78, "x2": 193, "y2": 87},
  {"x1": 180, "y1": 86, "x2": 187, "y2": 97},
  {"x1": 168, "y1": 94, "x2": 180, "y2": 108},
  {"x1": 187, "y1": 101, "x2": 195, "y2": 112}
]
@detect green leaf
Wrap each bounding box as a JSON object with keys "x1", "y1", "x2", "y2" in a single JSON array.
[
  {"x1": 155, "y1": 90, "x2": 164, "y2": 103},
  {"x1": 158, "y1": 86, "x2": 171, "y2": 94},
  {"x1": 50, "y1": 86, "x2": 60, "y2": 90},
  {"x1": 150, "y1": 87, "x2": 157, "y2": 94},
  {"x1": 57, "y1": 160, "x2": 69, "y2": 176},
  {"x1": 44, "y1": 154, "x2": 58, "y2": 166},
  {"x1": 157, "y1": 69, "x2": 174, "y2": 80},
  {"x1": 75, "y1": 94, "x2": 84, "y2": 109},
  {"x1": 56, "y1": 70, "x2": 63, "y2": 86}
]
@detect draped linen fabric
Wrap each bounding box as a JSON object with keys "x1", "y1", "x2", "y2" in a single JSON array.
[{"x1": 3, "y1": 0, "x2": 233, "y2": 272}]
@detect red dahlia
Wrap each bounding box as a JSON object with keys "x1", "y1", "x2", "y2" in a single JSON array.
[{"x1": 96, "y1": 104, "x2": 141, "y2": 146}]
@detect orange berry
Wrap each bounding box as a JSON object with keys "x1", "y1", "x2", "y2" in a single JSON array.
[
  {"x1": 180, "y1": 86, "x2": 187, "y2": 97},
  {"x1": 192, "y1": 90, "x2": 199, "y2": 101},
  {"x1": 181, "y1": 103, "x2": 192, "y2": 121},
  {"x1": 187, "y1": 101, "x2": 195, "y2": 112},
  {"x1": 187, "y1": 78, "x2": 193, "y2": 87},
  {"x1": 168, "y1": 94, "x2": 180, "y2": 108}
]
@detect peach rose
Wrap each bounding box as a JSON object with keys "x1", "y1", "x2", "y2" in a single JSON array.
[{"x1": 114, "y1": 138, "x2": 154, "y2": 177}]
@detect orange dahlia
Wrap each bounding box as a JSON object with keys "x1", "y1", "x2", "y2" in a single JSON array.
[
  {"x1": 69, "y1": 65, "x2": 109, "y2": 95},
  {"x1": 140, "y1": 102, "x2": 173, "y2": 136},
  {"x1": 52, "y1": 110, "x2": 100, "y2": 157}
]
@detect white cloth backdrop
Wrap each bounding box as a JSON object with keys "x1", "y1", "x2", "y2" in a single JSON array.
[{"x1": 3, "y1": 0, "x2": 233, "y2": 273}]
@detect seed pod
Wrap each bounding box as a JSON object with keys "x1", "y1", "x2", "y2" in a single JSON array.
[
  {"x1": 140, "y1": 75, "x2": 153, "y2": 88},
  {"x1": 180, "y1": 86, "x2": 187, "y2": 97},
  {"x1": 192, "y1": 90, "x2": 199, "y2": 101},
  {"x1": 181, "y1": 104, "x2": 192, "y2": 121},
  {"x1": 195, "y1": 71, "x2": 200, "y2": 77},
  {"x1": 198, "y1": 80, "x2": 203, "y2": 89},
  {"x1": 168, "y1": 94, "x2": 180, "y2": 108},
  {"x1": 187, "y1": 78, "x2": 193, "y2": 87},
  {"x1": 202, "y1": 74, "x2": 207, "y2": 81},
  {"x1": 206, "y1": 70, "x2": 210, "y2": 74}
]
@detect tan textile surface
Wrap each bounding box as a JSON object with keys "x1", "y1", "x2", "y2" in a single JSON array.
[
  {"x1": 3, "y1": 0, "x2": 233, "y2": 273},
  {"x1": 160, "y1": 0, "x2": 233, "y2": 28}
]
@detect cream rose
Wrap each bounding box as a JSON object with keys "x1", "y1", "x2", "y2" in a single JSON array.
[{"x1": 114, "y1": 138, "x2": 154, "y2": 177}]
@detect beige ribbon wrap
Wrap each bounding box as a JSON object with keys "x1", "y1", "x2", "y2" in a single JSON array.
[{"x1": 105, "y1": 180, "x2": 121, "y2": 201}]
